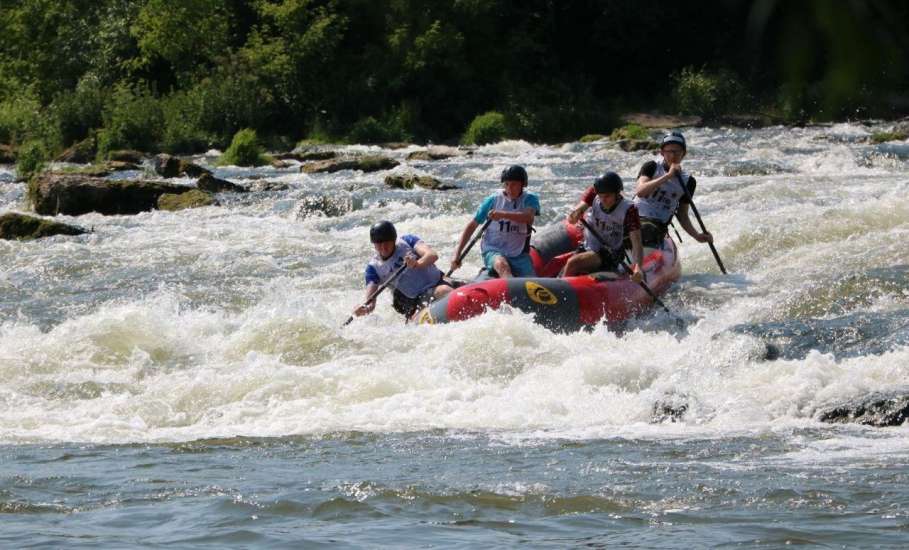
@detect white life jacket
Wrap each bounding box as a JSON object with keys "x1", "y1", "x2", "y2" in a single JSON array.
[
  {"x1": 481, "y1": 191, "x2": 534, "y2": 257},
  {"x1": 584, "y1": 196, "x2": 632, "y2": 254},
  {"x1": 368, "y1": 238, "x2": 442, "y2": 298},
  {"x1": 635, "y1": 162, "x2": 691, "y2": 223}
]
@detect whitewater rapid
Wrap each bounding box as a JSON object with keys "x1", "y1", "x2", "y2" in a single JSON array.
[{"x1": 1, "y1": 124, "x2": 909, "y2": 445}]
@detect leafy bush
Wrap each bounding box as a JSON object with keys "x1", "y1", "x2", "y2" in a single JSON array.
[
  {"x1": 346, "y1": 113, "x2": 413, "y2": 144},
  {"x1": 161, "y1": 91, "x2": 211, "y2": 154},
  {"x1": 673, "y1": 67, "x2": 747, "y2": 118},
  {"x1": 49, "y1": 76, "x2": 107, "y2": 147},
  {"x1": 219, "y1": 128, "x2": 268, "y2": 166},
  {"x1": 0, "y1": 95, "x2": 45, "y2": 145},
  {"x1": 461, "y1": 111, "x2": 508, "y2": 145},
  {"x1": 97, "y1": 84, "x2": 164, "y2": 157},
  {"x1": 16, "y1": 141, "x2": 47, "y2": 181},
  {"x1": 609, "y1": 123, "x2": 650, "y2": 141}
]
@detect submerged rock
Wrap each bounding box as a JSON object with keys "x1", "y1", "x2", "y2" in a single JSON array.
[
  {"x1": 157, "y1": 189, "x2": 217, "y2": 211},
  {"x1": 196, "y1": 173, "x2": 246, "y2": 193},
  {"x1": 298, "y1": 195, "x2": 353, "y2": 218},
  {"x1": 301, "y1": 155, "x2": 399, "y2": 174},
  {"x1": 651, "y1": 393, "x2": 690, "y2": 423},
  {"x1": 385, "y1": 174, "x2": 459, "y2": 191},
  {"x1": 818, "y1": 390, "x2": 909, "y2": 427},
  {"x1": 29, "y1": 174, "x2": 194, "y2": 216},
  {"x1": 0, "y1": 212, "x2": 86, "y2": 240}
]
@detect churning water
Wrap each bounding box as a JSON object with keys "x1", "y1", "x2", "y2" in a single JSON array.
[{"x1": 2, "y1": 124, "x2": 909, "y2": 547}]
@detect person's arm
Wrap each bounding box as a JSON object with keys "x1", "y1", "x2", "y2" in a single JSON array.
[
  {"x1": 628, "y1": 230, "x2": 644, "y2": 283},
  {"x1": 636, "y1": 161, "x2": 681, "y2": 198},
  {"x1": 490, "y1": 208, "x2": 535, "y2": 224},
  {"x1": 354, "y1": 282, "x2": 379, "y2": 316},
  {"x1": 568, "y1": 187, "x2": 596, "y2": 223},
  {"x1": 567, "y1": 201, "x2": 589, "y2": 224},
  {"x1": 675, "y1": 203, "x2": 712, "y2": 243},
  {"x1": 450, "y1": 219, "x2": 480, "y2": 271},
  {"x1": 408, "y1": 241, "x2": 439, "y2": 269}
]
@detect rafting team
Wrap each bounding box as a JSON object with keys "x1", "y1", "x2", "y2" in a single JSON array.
[{"x1": 352, "y1": 131, "x2": 714, "y2": 320}]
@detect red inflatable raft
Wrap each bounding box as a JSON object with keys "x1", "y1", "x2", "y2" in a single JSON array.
[{"x1": 415, "y1": 221, "x2": 681, "y2": 332}]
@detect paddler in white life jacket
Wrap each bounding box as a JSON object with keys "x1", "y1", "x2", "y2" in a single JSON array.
[
  {"x1": 634, "y1": 131, "x2": 713, "y2": 247},
  {"x1": 353, "y1": 221, "x2": 455, "y2": 319},
  {"x1": 563, "y1": 171, "x2": 644, "y2": 281},
  {"x1": 450, "y1": 164, "x2": 540, "y2": 278}
]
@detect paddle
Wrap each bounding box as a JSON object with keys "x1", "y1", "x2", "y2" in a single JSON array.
[
  {"x1": 445, "y1": 218, "x2": 492, "y2": 278},
  {"x1": 676, "y1": 174, "x2": 727, "y2": 274},
  {"x1": 342, "y1": 263, "x2": 408, "y2": 327},
  {"x1": 579, "y1": 217, "x2": 681, "y2": 324}
]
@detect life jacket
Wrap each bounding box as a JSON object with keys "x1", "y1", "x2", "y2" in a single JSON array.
[
  {"x1": 635, "y1": 162, "x2": 691, "y2": 223},
  {"x1": 481, "y1": 191, "x2": 535, "y2": 257},
  {"x1": 368, "y1": 237, "x2": 442, "y2": 298},
  {"x1": 584, "y1": 195, "x2": 632, "y2": 256}
]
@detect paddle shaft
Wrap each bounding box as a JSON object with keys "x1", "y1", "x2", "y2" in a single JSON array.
[
  {"x1": 445, "y1": 218, "x2": 492, "y2": 278},
  {"x1": 579, "y1": 217, "x2": 674, "y2": 316},
  {"x1": 676, "y1": 174, "x2": 727, "y2": 274},
  {"x1": 342, "y1": 263, "x2": 408, "y2": 326}
]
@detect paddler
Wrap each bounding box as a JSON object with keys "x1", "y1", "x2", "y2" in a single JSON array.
[{"x1": 563, "y1": 171, "x2": 644, "y2": 281}]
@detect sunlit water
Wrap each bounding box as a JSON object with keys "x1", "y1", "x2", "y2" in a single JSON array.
[{"x1": 2, "y1": 124, "x2": 909, "y2": 546}]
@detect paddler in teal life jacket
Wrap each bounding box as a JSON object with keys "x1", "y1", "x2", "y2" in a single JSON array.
[
  {"x1": 450, "y1": 165, "x2": 540, "y2": 278},
  {"x1": 353, "y1": 221, "x2": 455, "y2": 320},
  {"x1": 563, "y1": 171, "x2": 644, "y2": 281},
  {"x1": 634, "y1": 131, "x2": 713, "y2": 247}
]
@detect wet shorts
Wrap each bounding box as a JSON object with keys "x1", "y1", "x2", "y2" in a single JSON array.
[{"x1": 482, "y1": 251, "x2": 535, "y2": 277}]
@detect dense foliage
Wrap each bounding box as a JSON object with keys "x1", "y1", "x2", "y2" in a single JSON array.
[{"x1": 1, "y1": 0, "x2": 907, "y2": 156}]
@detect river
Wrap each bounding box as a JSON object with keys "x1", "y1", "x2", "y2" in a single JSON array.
[{"x1": 1, "y1": 123, "x2": 908, "y2": 547}]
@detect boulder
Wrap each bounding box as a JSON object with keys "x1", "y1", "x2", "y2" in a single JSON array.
[
  {"x1": 620, "y1": 112, "x2": 702, "y2": 129},
  {"x1": 154, "y1": 154, "x2": 182, "y2": 178},
  {"x1": 196, "y1": 173, "x2": 247, "y2": 193},
  {"x1": 384, "y1": 174, "x2": 459, "y2": 191},
  {"x1": 178, "y1": 160, "x2": 211, "y2": 178},
  {"x1": 106, "y1": 150, "x2": 145, "y2": 163},
  {"x1": 274, "y1": 150, "x2": 337, "y2": 162},
  {"x1": 301, "y1": 155, "x2": 399, "y2": 174},
  {"x1": 56, "y1": 137, "x2": 95, "y2": 163},
  {"x1": 650, "y1": 393, "x2": 689, "y2": 423},
  {"x1": 818, "y1": 390, "x2": 909, "y2": 427},
  {"x1": 157, "y1": 189, "x2": 217, "y2": 211},
  {"x1": 29, "y1": 173, "x2": 194, "y2": 216},
  {"x1": 270, "y1": 159, "x2": 293, "y2": 169},
  {"x1": 616, "y1": 138, "x2": 659, "y2": 152},
  {"x1": 0, "y1": 212, "x2": 86, "y2": 240},
  {"x1": 380, "y1": 142, "x2": 415, "y2": 150},
  {"x1": 0, "y1": 144, "x2": 15, "y2": 164},
  {"x1": 405, "y1": 146, "x2": 465, "y2": 161}
]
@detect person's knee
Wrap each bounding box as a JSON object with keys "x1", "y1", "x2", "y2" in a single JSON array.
[{"x1": 493, "y1": 256, "x2": 512, "y2": 276}]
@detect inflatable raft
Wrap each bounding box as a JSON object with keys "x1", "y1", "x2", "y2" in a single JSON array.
[{"x1": 415, "y1": 221, "x2": 681, "y2": 332}]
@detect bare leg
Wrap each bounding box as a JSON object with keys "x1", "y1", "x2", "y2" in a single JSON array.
[
  {"x1": 562, "y1": 251, "x2": 601, "y2": 277},
  {"x1": 492, "y1": 255, "x2": 513, "y2": 278}
]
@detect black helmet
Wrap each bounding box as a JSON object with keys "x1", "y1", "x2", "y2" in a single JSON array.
[
  {"x1": 593, "y1": 171, "x2": 623, "y2": 194},
  {"x1": 369, "y1": 220, "x2": 397, "y2": 243},
  {"x1": 500, "y1": 164, "x2": 528, "y2": 185},
  {"x1": 660, "y1": 131, "x2": 686, "y2": 151}
]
